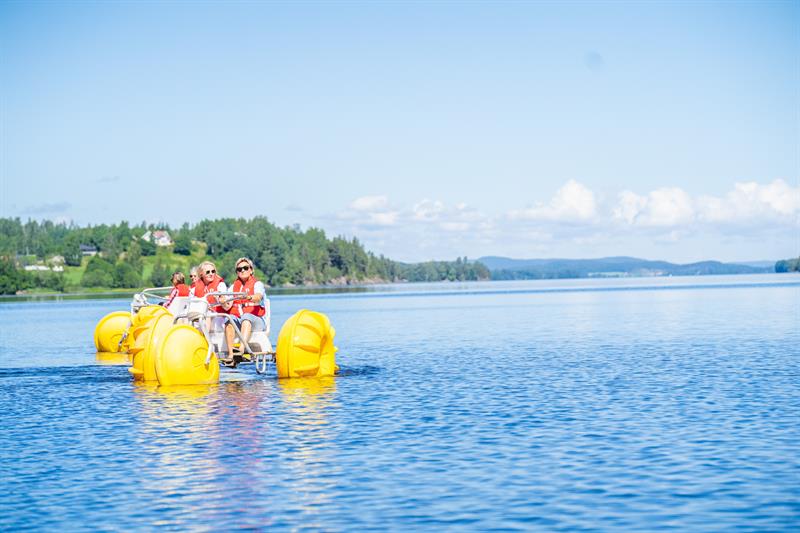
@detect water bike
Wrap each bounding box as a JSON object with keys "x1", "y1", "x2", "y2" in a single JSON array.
[{"x1": 93, "y1": 287, "x2": 337, "y2": 386}]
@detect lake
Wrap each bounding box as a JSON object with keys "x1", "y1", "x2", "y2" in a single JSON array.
[{"x1": 1, "y1": 274, "x2": 798, "y2": 530}]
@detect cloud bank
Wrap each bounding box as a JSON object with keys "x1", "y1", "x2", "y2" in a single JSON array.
[{"x1": 320, "y1": 179, "x2": 799, "y2": 261}]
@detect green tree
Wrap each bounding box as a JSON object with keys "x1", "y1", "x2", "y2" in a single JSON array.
[
  {"x1": 62, "y1": 233, "x2": 82, "y2": 266},
  {"x1": 775, "y1": 257, "x2": 800, "y2": 272},
  {"x1": 140, "y1": 234, "x2": 156, "y2": 256},
  {"x1": 173, "y1": 231, "x2": 192, "y2": 255},
  {"x1": 101, "y1": 233, "x2": 120, "y2": 261},
  {"x1": 126, "y1": 240, "x2": 143, "y2": 272},
  {"x1": 81, "y1": 256, "x2": 115, "y2": 287},
  {"x1": 149, "y1": 259, "x2": 172, "y2": 287},
  {"x1": 0, "y1": 257, "x2": 28, "y2": 294},
  {"x1": 113, "y1": 261, "x2": 141, "y2": 288}
]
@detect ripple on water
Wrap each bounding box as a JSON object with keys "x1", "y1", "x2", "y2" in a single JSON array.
[{"x1": 0, "y1": 280, "x2": 799, "y2": 530}]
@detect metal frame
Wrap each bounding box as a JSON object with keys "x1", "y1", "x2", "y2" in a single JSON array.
[{"x1": 172, "y1": 291, "x2": 276, "y2": 374}]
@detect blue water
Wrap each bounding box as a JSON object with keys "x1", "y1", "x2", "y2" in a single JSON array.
[{"x1": 1, "y1": 275, "x2": 798, "y2": 530}]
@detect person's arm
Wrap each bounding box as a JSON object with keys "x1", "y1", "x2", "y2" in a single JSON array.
[
  {"x1": 248, "y1": 281, "x2": 265, "y2": 305},
  {"x1": 163, "y1": 287, "x2": 178, "y2": 307}
]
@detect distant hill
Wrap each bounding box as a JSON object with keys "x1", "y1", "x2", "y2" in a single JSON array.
[
  {"x1": 477, "y1": 256, "x2": 771, "y2": 280},
  {"x1": 731, "y1": 260, "x2": 778, "y2": 269}
]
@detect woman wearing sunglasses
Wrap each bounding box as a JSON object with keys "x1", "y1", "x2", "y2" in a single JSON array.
[
  {"x1": 190, "y1": 260, "x2": 227, "y2": 301},
  {"x1": 223, "y1": 257, "x2": 267, "y2": 357},
  {"x1": 188, "y1": 266, "x2": 200, "y2": 291}
]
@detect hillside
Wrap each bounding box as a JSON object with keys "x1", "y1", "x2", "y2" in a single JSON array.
[
  {"x1": 478, "y1": 256, "x2": 771, "y2": 280},
  {"x1": 0, "y1": 217, "x2": 490, "y2": 294}
]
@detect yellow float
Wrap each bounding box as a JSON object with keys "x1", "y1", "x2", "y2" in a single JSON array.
[
  {"x1": 154, "y1": 325, "x2": 220, "y2": 386},
  {"x1": 94, "y1": 311, "x2": 132, "y2": 354},
  {"x1": 128, "y1": 313, "x2": 173, "y2": 381},
  {"x1": 93, "y1": 289, "x2": 339, "y2": 386},
  {"x1": 276, "y1": 309, "x2": 338, "y2": 378}
]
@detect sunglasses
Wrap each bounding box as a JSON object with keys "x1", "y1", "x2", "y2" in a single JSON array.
[
  {"x1": 236, "y1": 265, "x2": 251, "y2": 272},
  {"x1": 205, "y1": 269, "x2": 216, "y2": 275}
]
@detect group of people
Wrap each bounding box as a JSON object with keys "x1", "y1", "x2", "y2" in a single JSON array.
[{"x1": 163, "y1": 257, "x2": 268, "y2": 358}]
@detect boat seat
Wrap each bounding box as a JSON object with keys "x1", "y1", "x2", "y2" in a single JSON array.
[
  {"x1": 185, "y1": 298, "x2": 209, "y2": 321},
  {"x1": 248, "y1": 331, "x2": 273, "y2": 354},
  {"x1": 247, "y1": 299, "x2": 272, "y2": 353},
  {"x1": 167, "y1": 296, "x2": 190, "y2": 316}
]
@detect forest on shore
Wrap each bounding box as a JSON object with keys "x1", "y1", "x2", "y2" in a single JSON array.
[{"x1": 0, "y1": 217, "x2": 490, "y2": 295}]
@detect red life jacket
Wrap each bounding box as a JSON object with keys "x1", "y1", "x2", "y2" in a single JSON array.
[
  {"x1": 192, "y1": 275, "x2": 225, "y2": 311},
  {"x1": 231, "y1": 275, "x2": 265, "y2": 317},
  {"x1": 164, "y1": 283, "x2": 191, "y2": 308},
  {"x1": 204, "y1": 275, "x2": 224, "y2": 301},
  {"x1": 192, "y1": 280, "x2": 206, "y2": 298},
  {"x1": 205, "y1": 275, "x2": 226, "y2": 311}
]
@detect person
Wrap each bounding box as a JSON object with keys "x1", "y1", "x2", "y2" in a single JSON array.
[
  {"x1": 162, "y1": 271, "x2": 190, "y2": 308},
  {"x1": 223, "y1": 257, "x2": 267, "y2": 357},
  {"x1": 188, "y1": 266, "x2": 200, "y2": 291},
  {"x1": 191, "y1": 260, "x2": 226, "y2": 300}
]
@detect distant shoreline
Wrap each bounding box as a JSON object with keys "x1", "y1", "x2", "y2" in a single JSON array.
[{"x1": 3, "y1": 271, "x2": 797, "y2": 303}]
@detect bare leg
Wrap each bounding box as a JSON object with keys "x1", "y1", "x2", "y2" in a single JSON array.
[
  {"x1": 241, "y1": 319, "x2": 253, "y2": 347},
  {"x1": 224, "y1": 323, "x2": 236, "y2": 359}
]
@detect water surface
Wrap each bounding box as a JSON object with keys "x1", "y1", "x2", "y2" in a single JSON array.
[{"x1": 1, "y1": 275, "x2": 798, "y2": 530}]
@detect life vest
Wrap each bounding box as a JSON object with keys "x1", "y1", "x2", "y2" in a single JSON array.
[
  {"x1": 192, "y1": 275, "x2": 225, "y2": 311},
  {"x1": 231, "y1": 275, "x2": 266, "y2": 317},
  {"x1": 192, "y1": 280, "x2": 206, "y2": 298},
  {"x1": 205, "y1": 275, "x2": 226, "y2": 311},
  {"x1": 164, "y1": 283, "x2": 191, "y2": 308}
]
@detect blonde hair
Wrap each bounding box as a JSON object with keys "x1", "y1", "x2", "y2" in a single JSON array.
[
  {"x1": 235, "y1": 257, "x2": 254, "y2": 271},
  {"x1": 189, "y1": 266, "x2": 198, "y2": 277},
  {"x1": 199, "y1": 261, "x2": 217, "y2": 275},
  {"x1": 172, "y1": 271, "x2": 185, "y2": 285}
]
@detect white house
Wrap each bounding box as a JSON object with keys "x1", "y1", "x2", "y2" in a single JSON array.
[
  {"x1": 24, "y1": 265, "x2": 51, "y2": 272},
  {"x1": 141, "y1": 230, "x2": 173, "y2": 247}
]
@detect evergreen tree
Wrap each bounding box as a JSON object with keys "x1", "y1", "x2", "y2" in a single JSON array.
[
  {"x1": 62, "y1": 233, "x2": 82, "y2": 267},
  {"x1": 113, "y1": 261, "x2": 141, "y2": 288},
  {"x1": 173, "y1": 231, "x2": 192, "y2": 255},
  {"x1": 149, "y1": 259, "x2": 172, "y2": 287},
  {"x1": 140, "y1": 234, "x2": 156, "y2": 256},
  {"x1": 0, "y1": 257, "x2": 28, "y2": 294},
  {"x1": 81, "y1": 256, "x2": 115, "y2": 287}
]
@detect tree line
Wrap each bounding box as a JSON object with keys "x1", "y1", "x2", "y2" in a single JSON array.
[
  {"x1": 0, "y1": 217, "x2": 490, "y2": 294},
  {"x1": 775, "y1": 257, "x2": 800, "y2": 273}
]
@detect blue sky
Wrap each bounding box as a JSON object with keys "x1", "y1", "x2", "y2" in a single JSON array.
[{"x1": 1, "y1": 1, "x2": 798, "y2": 263}]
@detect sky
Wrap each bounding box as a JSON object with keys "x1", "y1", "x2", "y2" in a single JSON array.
[{"x1": 1, "y1": 0, "x2": 798, "y2": 263}]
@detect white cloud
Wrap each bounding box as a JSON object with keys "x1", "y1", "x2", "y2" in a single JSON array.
[
  {"x1": 369, "y1": 211, "x2": 398, "y2": 226},
  {"x1": 336, "y1": 195, "x2": 400, "y2": 227},
  {"x1": 349, "y1": 195, "x2": 389, "y2": 212},
  {"x1": 509, "y1": 180, "x2": 597, "y2": 221},
  {"x1": 613, "y1": 187, "x2": 694, "y2": 227},
  {"x1": 697, "y1": 179, "x2": 800, "y2": 223},
  {"x1": 321, "y1": 179, "x2": 797, "y2": 261},
  {"x1": 412, "y1": 199, "x2": 445, "y2": 221},
  {"x1": 614, "y1": 180, "x2": 800, "y2": 228}
]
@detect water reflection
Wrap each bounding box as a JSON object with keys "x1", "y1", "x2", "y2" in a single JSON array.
[
  {"x1": 95, "y1": 352, "x2": 130, "y2": 365},
  {"x1": 278, "y1": 377, "x2": 339, "y2": 525},
  {"x1": 132, "y1": 381, "x2": 223, "y2": 522},
  {"x1": 278, "y1": 376, "x2": 337, "y2": 403}
]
